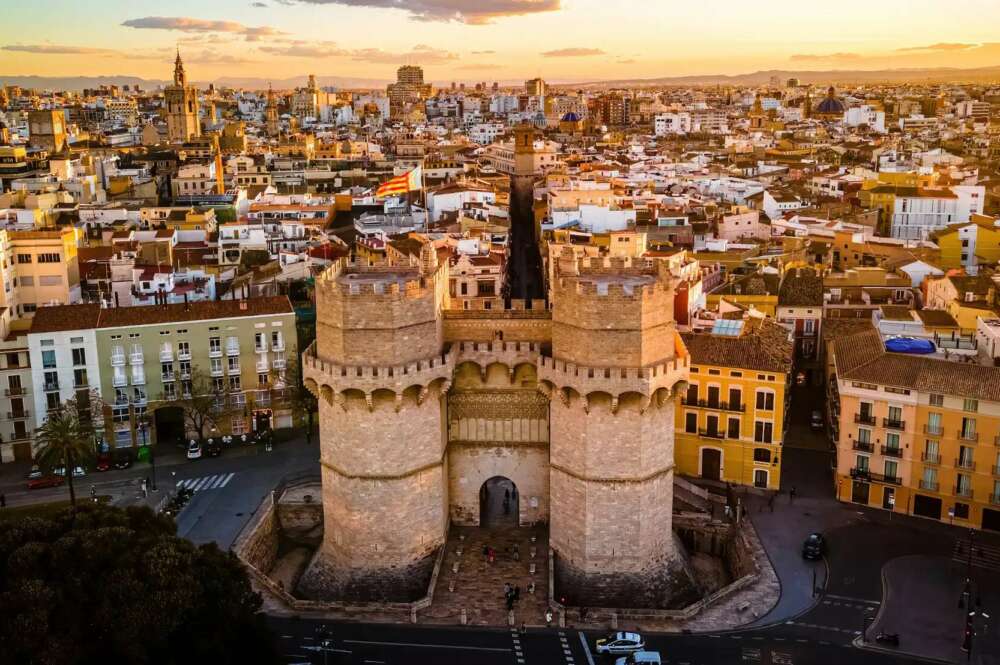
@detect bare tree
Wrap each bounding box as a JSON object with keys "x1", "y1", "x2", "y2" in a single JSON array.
[{"x1": 155, "y1": 366, "x2": 229, "y2": 444}]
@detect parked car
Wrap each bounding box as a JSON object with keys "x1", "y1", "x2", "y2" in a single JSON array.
[
  {"x1": 52, "y1": 465, "x2": 86, "y2": 478},
  {"x1": 27, "y1": 475, "x2": 64, "y2": 490},
  {"x1": 113, "y1": 450, "x2": 133, "y2": 469},
  {"x1": 205, "y1": 440, "x2": 222, "y2": 458},
  {"x1": 186, "y1": 440, "x2": 202, "y2": 460},
  {"x1": 596, "y1": 632, "x2": 645, "y2": 655},
  {"x1": 810, "y1": 410, "x2": 824, "y2": 431},
  {"x1": 26, "y1": 465, "x2": 43, "y2": 480},
  {"x1": 802, "y1": 532, "x2": 826, "y2": 560},
  {"x1": 95, "y1": 454, "x2": 113, "y2": 472},
  {"x1": 615, "y1": 652, "x2": 662, "y2": 665}
]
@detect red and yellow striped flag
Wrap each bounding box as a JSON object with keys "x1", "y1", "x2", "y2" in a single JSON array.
[{"x1": 375, "y1": 167, "x2": 422, "y2": 198}]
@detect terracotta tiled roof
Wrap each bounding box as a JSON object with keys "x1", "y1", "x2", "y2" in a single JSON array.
[
  {"x1": 681, "y1": 319, "x2": 793, "y2": 374},
  {"x1": 30, "y1": 296, "x2": 293, "y2": 334},
  {"x1": 779, "y1": 268, "x2": 824, "y2": 306}
]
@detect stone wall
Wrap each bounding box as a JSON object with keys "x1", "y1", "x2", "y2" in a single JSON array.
[
  {"x1": 448, "y1": 442, "x2": 549, "y2": 526},
  {"x1": 442, "y1": 310, "x2": 551, "y2": 344},
  {"x1": 277, "y1": 499, "x2": 323, "y2": 533},
  {"x1": 236, "y1": 493, "x2": 280, "y2": 574}
]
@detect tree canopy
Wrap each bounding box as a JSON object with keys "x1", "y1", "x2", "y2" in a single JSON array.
[{"x1": 0, "y1": 504, "x2": 279, "y2": 665}]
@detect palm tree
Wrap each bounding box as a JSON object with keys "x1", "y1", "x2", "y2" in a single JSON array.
[{"x1": 34, "y1": 394, "x2": 98, "y2": 509}]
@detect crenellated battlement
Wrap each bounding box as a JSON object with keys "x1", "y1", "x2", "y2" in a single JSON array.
[{"x1": 318, "y1": 256, "x2": 445, "y2": 300}]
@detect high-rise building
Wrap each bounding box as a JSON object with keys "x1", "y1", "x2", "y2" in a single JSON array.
[
  {"x1": 27, "y1": 109, "x2": 67, "y2": 153},
  {"x1": 387, "y1": 66, "x2": 431, "y2": 120},
  {"x1": 525, "y1": 77, "x2": 546, "y2": 97},
  {"x1": 164, "y1": 51, "x2": 201, "y2": 143}
]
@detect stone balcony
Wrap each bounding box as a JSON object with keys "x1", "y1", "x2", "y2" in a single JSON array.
[
  {"x1": 537, "y1": 353, "x2": 689, "y2": 403},
  {"x1": 302, "y1": 341, "x2": 455, "y2": 400}
]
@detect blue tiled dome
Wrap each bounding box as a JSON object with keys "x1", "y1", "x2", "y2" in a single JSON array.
[{"x1": 815, "y1": 86, "x2": 845, "y2": 114}]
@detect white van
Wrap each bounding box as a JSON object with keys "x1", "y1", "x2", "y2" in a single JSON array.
[{"x1": 615, "y1": 651, "x2": 662, "y2": 665}]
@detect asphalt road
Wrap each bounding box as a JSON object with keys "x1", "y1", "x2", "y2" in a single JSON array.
[{"x1": 269, "y1": 616, "x2": 942, "y2": 665}]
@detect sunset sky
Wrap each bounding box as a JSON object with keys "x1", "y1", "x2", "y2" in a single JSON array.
[{"x1": 4, "y1": 0, "x2": 1000, "y2": 84}]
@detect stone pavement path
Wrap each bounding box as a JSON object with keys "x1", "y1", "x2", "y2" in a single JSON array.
[{"x1": 423, "y1": 524, "x2": 549, "y2": 627}]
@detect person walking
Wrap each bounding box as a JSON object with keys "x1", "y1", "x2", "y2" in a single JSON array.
[
  {"x1": 545, "y1": 610, "x2": 553, "y2": 627},
  {"x1": 513, "y1": 543, "x2": 520, "y2": 561},
  {"x1": 483, "y1": 544, "x2": 489, "y2": 561},
  {"x1": 790, "y1": 486, "x2": 797, "y2": 503}
]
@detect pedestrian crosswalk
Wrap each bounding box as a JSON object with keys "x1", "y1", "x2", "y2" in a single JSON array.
[
  {"x1": 951, "y1": 538, "x2": 1000, "y2": 571},
  {"x1": 176, "y1": 472, "x2": 235, "y2": 492}
]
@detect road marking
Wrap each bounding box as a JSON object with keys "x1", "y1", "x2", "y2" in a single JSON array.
[
  {"x1": 176, "y1": 473, "x2": 236, "y2": 492},
  {"x1": 578, "y1": 632, "x2": 596, "y2": 665},
  {"x1": 823, "y1": 594, "x2": 879, "y2": 606},
  {"x1": 343, "y1": 640, "x2": 510, "y2": 653}
]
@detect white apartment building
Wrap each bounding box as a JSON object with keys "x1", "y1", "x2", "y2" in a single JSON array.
[
  {"x1": 654, "y1": 113, "x2": 692, "y2": 136},
  {"x1": 890, "y1": 186, "x2": 985, "y2": 241}
]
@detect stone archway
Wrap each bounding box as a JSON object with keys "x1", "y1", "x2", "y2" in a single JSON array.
[{"x1": 479, "y1": 476, "x2": 519, "y2": 528}]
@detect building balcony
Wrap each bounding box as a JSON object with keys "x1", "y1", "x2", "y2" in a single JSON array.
[
  {"x1": 852, "y1": 440, "x2": 875, "y2": 453},
  {"x1": 958, "y1": 430, "x2": 979, "y2": 443},
  {"x1": 131, "y1": 375, "x2": 146, "y2": 386},
  {"x1": 919, "y1": 479, "x2": 940, "y2": 492},
  {"x1": 112, "y1": 375, "x2": 127, "y2": 387},
  {"x1": 110, "y1": 352, "x2": 125, "y2": 366},
  {"x1": 44, "y1": 381, "x2": 59, "y2": 392},
  {"x1": 161, "y1": 373, "x2": 175, "y2": 383},
  {"x1": 177, "y1": 349, "x2": 191, "y2": 361},
  {"x1": 882, "y1": 418, "x2": 905, "y2": 430},
  {"x1": 271, "y1": 340, "x2": 285, "y2": 352},
  {"x1": 881, "y1": 445, "x2": 903, "y2": 458},
  {"x1": 921, "y1": 452, "x2": 941, "y2": 464},
  {"x1": 159, "y1": 349, "x2": 174, "y2": 362},
  {"x1": 73, "y1": 379, "x2": 88, "y2": 389},
  {"x1": 6, "y1": 410, "x2": 28, "y2": 420},
  {"x1": 954, "y1": 458, "x2": 976, "y2": 471},
  {"x1": 210, "y1": 367, "x2": 224, "y2": 378},
  {"x1": 698, "y1": 428, "x2": 726, "y2": 440},
  {"x1": 226, "y1": 345, "x2": 240, "y2": 357},
  {"x1": 4, "y1": 387, "x2": 24, "y2": 397},
  {"x1": 850, "y1": 468, "x2": 902, "y2": 485},
  {"x1": 272, "y1": 357, "x2": 286, "y2": 370},
  {"x1": 209, "y1": 347, "x2": 222, "y2": 358},
  {"x1": 681, "y1": 398, "x2": 745, "y2": 412},
  {"x1": 254, "y1": 343, "x2": 268, "y2": 354},
  {"x1": 854, "y1": 413, "x2": 876, "y2": 426},
  {"x1": 990, "y1": 493, "x2": 1000, "y2": 506},
  {"x1": 129, "y1": 352, "x2": 144, "y2": 365},
  {"x1": 132, "y1": 397, "x2": 147, "y2": 407},
  {"x1": 924, "y1": 424, "x2": 944, "y2": 436},
  {"x1": 256, "y1": 360, "x2": 269, "y2": 373},
  {"x1": 954, "y1": 485, "x2": 974, "y2": 499},
  {"x1": 180, "y1": 369, "x2": 191, "y2": 380}
]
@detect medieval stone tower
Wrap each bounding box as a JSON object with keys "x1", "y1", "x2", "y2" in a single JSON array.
[
  {"x1": 302, "y1": 247, "x2": 692, "y2": 607},
  {"x1": 300, "y1": 245, "x2": 452, "y2": 599},
  {"x1": 165, "y1": 51, "x2": 200, "y2": 144},
  {"x1": 542, "y1": 253, "x2": 695, "y2": 607}
]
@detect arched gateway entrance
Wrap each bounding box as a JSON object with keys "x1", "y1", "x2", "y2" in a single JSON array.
[{"x1": 479, "y1": 476, "x2": 519, "y2": 528}]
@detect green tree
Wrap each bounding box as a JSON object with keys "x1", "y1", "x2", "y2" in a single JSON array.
[
  {"x1": 33, "y1": 392, "x2": 100, "y2": 509},
  {"x1": 282, "y1": 355, "x2": 317, "y2": 443},
  {"x1": 0, "y1": 503, "x2": 279, "y2": 665}
]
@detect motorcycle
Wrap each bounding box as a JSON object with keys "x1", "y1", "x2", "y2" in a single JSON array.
[{"x1": 875, "y1": 632, "x2": 900, "y2": 646}]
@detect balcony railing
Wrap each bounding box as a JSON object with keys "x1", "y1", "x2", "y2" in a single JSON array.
[
  {"x1": 954, "y1": 485, "x2": 974, "y2": 499},
  {"x1": 129, "y1": 352, "x2": 144, "y2": 365},
  {"x1": 919, "y1": 479, "x2": 940, "y2": 492},
  {"x1": 112, "y1": 375, "x2": 127, "y2": 387},
  {"x1": 272, "y1": 357, "x2": 286, "y2": 370},
  {"x1": 680, "y1": 398, "x2": 746, "y2": 412},
  {"x1": 179, "y1": 368, "x2": 191, "y2": 380},
  {"x1": 110, "y1": 352, "x2": 125, "y2": 366},
  {"x1": 881, "y1": 445, "x2": 903, "y2": 458},
  {"x1": 699, "y1": 428, "x2": 725, "y2": 439},
  {"x1": 854, "y1": 413, "x2": 876, "y2": 425},
  {"x1": 921, "y1": 452, "x2": 941, "y2": 464},
  {"x1": 882, "y1": 418, "x2": 905, "y2": 430},
  {"x1": 958, "y1": 430, "x2": 979, "y2": 443},
  {"x1": 254, "y1": 343, "x2": 268, "y2": 354},
  {"x1": 271, "y1": 339, "x2": 285, "y2": 352},
  {"x1": 159, "y1": 349, "x2": 174, "y2": 362},
  {"x1": 131, "y1": 374, "x2": 146, "y2": 386},
  {"x1": 924, "y1": 424, "x2": 944, "y2": 436},
  {"x1": 161, "y1": 373, "x2": 175, "y2": 383},
  {"x1": 226, "y1": 345, "x2": 240, "y2": 357},
  {"x1": 210, "y1": 366, "x2": 224, "y2": 377},
  {"x1": 955, "y1": 458, "x2": 976, "y2": 471},
  {"x1": 850, "y1": 467, "x2": 902, "y2": 484},
  {"x1": 209, "y1": 346, "x2": 222, "y2": 358},
  {"x1": 44, "y1": 381, "x2": 59, "y2": 392},
  {"x1": 4, "y1": 387, "x2": 24, "y2": 396},
  {"x1": 852, "y1": 440, "x2": 874, "y2": 452},
  {"x1": 256, "y1": 360, "x2": 269, "y2": 373},
  {"x1": 177, "y1": 348, "x2": 191, "y2": 361},
  {"x1": 6, "y1": 410, "x2": 28, "y2": 420}
]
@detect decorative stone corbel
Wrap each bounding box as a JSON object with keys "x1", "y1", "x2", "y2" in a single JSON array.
[
  {"x1": 333, "y1": 392, "x2": 347, "y2": 412},
  {"x1": 394, "y1": 392, "x2": 404, "y2": 413},
  {"x1": 417, "y1": 385, "x2": 430, "y2": 405},
  {"x1": 610, "y1": 395, "x2": 619, "y2": 415},
  {"x1": 583, "y1": 394, "x2": 591, "y2": 415},
  {"x1": 364, "y1": 392, "x2": 374, "y2": 412}
]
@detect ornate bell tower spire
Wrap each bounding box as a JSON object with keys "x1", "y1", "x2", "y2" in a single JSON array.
[{"x1": 174, "y1": 48, "x2": 186, "y2": 87}]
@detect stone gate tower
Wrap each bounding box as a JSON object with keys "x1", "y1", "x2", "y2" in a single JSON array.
[
  {"x1": 540, "y1": 253, "x2": 695, "y2": 607},
  {"x1": 300, "y1": 246, "x2": 452, "y2": 600}
]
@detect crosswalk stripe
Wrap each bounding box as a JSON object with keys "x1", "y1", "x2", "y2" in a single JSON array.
[
  {"x1": 208, "y1": 474, "x2": 227, "y2": 489},
  {"x1": 218, "y1": 472, "x2": 235, "y2": 488},
  {"x1": 195, "y1": 476, "x2": 216, "y2": 491}
]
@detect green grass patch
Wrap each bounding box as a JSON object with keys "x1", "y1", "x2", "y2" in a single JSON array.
[{"x1": 0, "y1": 496, "x2": 112, "y2": 523}]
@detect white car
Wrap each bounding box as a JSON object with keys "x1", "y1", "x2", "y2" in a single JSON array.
[
  {"x1": 186, "y1": 441, "x2": 202, "y2": 460},
  {"x1": 615, "y1": 652, "x2": 661, "y2": 665},
  {"x1": 596, "y1": 632, "x2": 645, "y2": 655},
  {"x1": 52, "y1": 465, "x2": 86, "y2": 478}
]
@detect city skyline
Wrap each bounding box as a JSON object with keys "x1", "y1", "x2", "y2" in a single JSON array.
[{"x1": 5, "y1": 0, "x2": 1000, "y2": 84}]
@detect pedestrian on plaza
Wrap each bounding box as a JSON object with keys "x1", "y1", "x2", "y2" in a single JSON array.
[
  {"x1": 483, "y1": 544, "x2": 489, "y2": 561},
  {"x1": 0, "y1": 493, "x2": 5, "y2": 508},
  {"x1": 545, "y1": 610, "x2": 553, "y2": 627},
  {"x1": 507, "y1": 595, "x2": 514, "y2": 612},
  {"x1": 528, "y1": 582, "x2": 535, "y2": 595},
  {"x1": 504, "y1": 582, "x2": 511, "y2": 596},
  {"x1": 790, "y1": 486, "x2": 797, "y2": 503},
  {"x1": 488, "y1": 548, "x2": 496, "y2": 565}
]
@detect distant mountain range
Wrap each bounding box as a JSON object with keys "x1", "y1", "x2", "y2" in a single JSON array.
[{"x1": 4, "y1": 64, "x2": 1000, "y2": 93}]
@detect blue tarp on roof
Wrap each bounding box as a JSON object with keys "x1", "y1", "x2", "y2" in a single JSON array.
[{"x1": 885, "y1": 337, "x2": 936, "y2": 354}]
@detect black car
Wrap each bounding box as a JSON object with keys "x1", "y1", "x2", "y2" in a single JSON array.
[
  {"x1": 802, "y1": 532, "x2": 825, "y2": 560},
  {"x1": 205, "y1": 440, "x2": 222, "y2": 457},
  {"x1": 113, "y1": 450, "x2": 133, "y2": 470}
]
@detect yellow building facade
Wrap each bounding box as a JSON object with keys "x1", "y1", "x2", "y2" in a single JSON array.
[
  {"x1": 834, "y1": 328, "x2": 1000, "y2": 531},
  {"x1": 675, "y1": 320, "x2": 793, "y2": 490}
]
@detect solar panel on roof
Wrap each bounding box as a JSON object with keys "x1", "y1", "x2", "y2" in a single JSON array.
[{"x1": 711, "y1": 320, "x2": 745, "y2": 337}]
